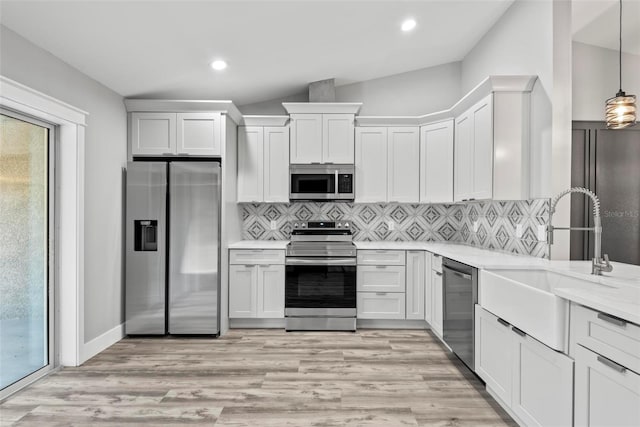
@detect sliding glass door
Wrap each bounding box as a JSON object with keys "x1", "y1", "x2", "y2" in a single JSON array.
[{"x1": 0, "y1": 110, "x2": 55, "y2": 396}]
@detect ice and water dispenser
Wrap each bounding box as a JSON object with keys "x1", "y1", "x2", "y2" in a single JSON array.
[{"x1": 134, "y1": 220, "x2": 158, "y2": 251}]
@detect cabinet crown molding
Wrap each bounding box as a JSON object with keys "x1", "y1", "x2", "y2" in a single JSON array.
[
  {"x1": 355, "y1": 75, "x2": 538, "y2": 127},
  {"x1": 241, "y1": 115, "x2": 289, "y2": 126},
  {"x1": 282, "y1": 102, "x2": 362, "y2": 114},
  {"x1": 124, "y1": 99, "x2": 242, "y2": 124}
]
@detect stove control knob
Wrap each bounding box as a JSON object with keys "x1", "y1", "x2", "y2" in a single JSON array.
[
  {"x1": 336, "y1": 222, "x2": 342, "y2": 228},
  {"x1": 301, "y1": 223, "x2": 307, "y2": 228},
  {"x1": 293, "y1": 223, "x2": 299, "y2": 229},
  {"x1": 344, "y1": 222, "x2": 350, "y2": 228}
]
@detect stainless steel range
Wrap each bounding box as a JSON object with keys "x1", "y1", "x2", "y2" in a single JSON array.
[{"x1": 285, "y1": 220, "x2": 357, "y2": 331}]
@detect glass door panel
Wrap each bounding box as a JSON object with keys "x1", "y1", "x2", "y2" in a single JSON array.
[{"x1": 0, "y1": 112, "x2": 51, "y2": 391}]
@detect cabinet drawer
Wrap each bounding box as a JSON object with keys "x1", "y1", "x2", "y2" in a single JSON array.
[
  {"x1": 357, "y1": 265, "x2": 406, "y2": 292},
  {"x1": 431, "y1": 253, "x2": 443, "y2": 272},
  {"x1": 571, "y1": 303, "x2": 640, "y2": 374},
  {"x1": 357, "y1": 292, "x2": 406, "y2": 319},
  {"x1": 357, "y1": 250, "x2": 405, "y2": 266},
  {"x1": 229, "y1": 249, "x2": 285, "y2": 265}
]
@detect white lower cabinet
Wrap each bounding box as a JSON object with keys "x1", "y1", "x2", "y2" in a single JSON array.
[
  {"x1": 357, "y1": 292, "x2": 405, "y2": 320},
  {"x1": 475, "y1": 305, "x2": 513, "y2": 404},
  {"x1": 406, "y1": 251, "x2": 425, "y2": 320},
  {"x1": 229, "y1": 250, "x2": 285, "y2": 319},
  {"x1": 424, "y1": 253, "x2": 433, "y2": 324},
  {"x1": 357, "y1": 265, "x2": 406, "y2": 293},
  {"x1": 574, "y1": 344, "x2": 640, "y2": 427},
  {"x1": 475, "y1": 305, "x2": 573, "y2": 427},
  {"x1": 431, "y1": 268, "x2": 443, "y2": 336}
]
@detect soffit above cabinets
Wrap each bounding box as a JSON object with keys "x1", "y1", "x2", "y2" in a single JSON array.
[{"x1": 241, "y1": 115, "x2": 290, "y2": 127}]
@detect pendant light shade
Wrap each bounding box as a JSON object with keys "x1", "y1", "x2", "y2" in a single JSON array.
[
  {"x1": 606, "y1": 91, "x2": 636, "y2": 129},
  {"x1": 606, "y1": 0, "x2": 636, "y2": 129}
]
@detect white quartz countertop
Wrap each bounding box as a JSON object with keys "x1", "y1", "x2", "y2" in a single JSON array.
[
  {"x1": 354, "y1": 241, "x2": 549, "y2": 269},
  {"x1": 228, "y1": 240, "x2": 289, "y2": 250},
  {"x1": 228, "y1": 240, "x2": 640, "y2": 324}
]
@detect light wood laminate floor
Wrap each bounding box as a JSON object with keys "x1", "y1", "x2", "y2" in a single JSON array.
[{"x1": 1, "y1": 329, "x2": 516, "y2": 426}]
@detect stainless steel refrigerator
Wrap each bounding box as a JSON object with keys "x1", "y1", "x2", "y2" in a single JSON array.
[{"x1": 125, "y1": 161, "x2": 220, "y2": 335}]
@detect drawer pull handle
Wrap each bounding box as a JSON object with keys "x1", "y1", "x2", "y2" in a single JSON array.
[
  {"x1": 376, "y1": 292, "x2": 387, "y2": 296},
  {"x1": 597, "y1": 312, "x2": 627, "y2": 327},
  {"x1": 435, "y1": 272, "x2": 443, "y2": 277},
  {"x1": 597, "y1": 355, "x2": 627, "y2": 374},
  {"x1": 511, "y1": 326, "x2": 526, "y2": 337},
  {"x1": 433, "y1": 254, "x2": 441, "y2": 258},
  {"x1": 244, "y1": 264, "x2": 254, "y2": 268},
  {"x1": 497, "y1": 318, "x2": 510, "y2": 327},
  {"x1": 259, "y1": 265, "x2": 270, "y2": 267},
  {"x1": 376, "y1": 265, "x2": 387, "y2": 269}
]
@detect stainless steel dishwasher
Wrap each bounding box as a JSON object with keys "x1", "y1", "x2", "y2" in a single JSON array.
[{"x1": 442, "y1": 258, "x2": 478, "y2": 371}]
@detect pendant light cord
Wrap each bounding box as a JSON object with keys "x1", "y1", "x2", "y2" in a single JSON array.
[{"x1": 619, "y1": 0, "x2": 623, "y2": 93}]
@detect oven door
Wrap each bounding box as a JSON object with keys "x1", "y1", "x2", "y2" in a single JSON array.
[{"x1": 285, "y1": 257, "x2": 356, "y2": 314}]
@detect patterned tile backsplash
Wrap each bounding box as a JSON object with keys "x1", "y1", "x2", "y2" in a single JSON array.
[{"x1": 241, "y1": 199, "x2": 550, "y2": 258}]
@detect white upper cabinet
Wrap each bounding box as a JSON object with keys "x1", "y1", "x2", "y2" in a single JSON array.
[
  {"x1": 284, "y1": 102, "x2": 361, "y2": 165},
  {"x1": 131, "y1": 112, "x2": 176, "y2": 156},
  {"x1": 237, "y1": 124, "x2": 289, "y2": 203},
  {"x1": 131, "y1": 112, "x2": 221, "y2": 157},
  {"x1": 322, "y1": 114, "x2": 355, "y2": 163},
  {"x1": 355, "y1": 127, "x2": 388, "y2": 203},
  {"x1": 176, "y1": 113, "x2": 221, "y2": 156},
  {"x1": 387, "y1": 127, "x2": 420, "y2": 203},
  {"x1": 454, "y1": 94, "x2": 493, "y2": 202},
  {"x1": 420, "y1": 120, "x2": 454, "y2": 204},
  {"x1": 263, "y1": 127, "x2": 290, "y2": 202},
  {"x1": 290, "y1": 113, "x2": 322, "y2": 164},
  {"x1": 355, "y1": 126, "x2": 418, "y2": 203},
  {"x1": 471, "y1": 96, "x2": 493, "y2": 200},
  {"x1": 237, "y1": 126, "x2": 264, "y2": 203}
]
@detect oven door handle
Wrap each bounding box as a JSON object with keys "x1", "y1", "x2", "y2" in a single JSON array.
[{"x1": 286, "y1": 257, "x2": 357, "y2": 266}]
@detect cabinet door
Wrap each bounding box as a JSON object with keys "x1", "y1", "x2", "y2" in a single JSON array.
[
  {"x1": 471, "y1": 94, "x2": 493, "y2": 200},
  {"x1": 237, "y1": 126, "x2": 264, "y2": 202},
  {"x1": 257, "y1": 264, "x2": 285, "y2": 318},
  {"x1": 406, "y1": 251, "x2": 425, "y2": 320},
  {"x1": 387, "y1": 127, "x2": 420, "y2": 203},
  {"x1": 264, "y1": 126, "x2": 290, "y2": 202},
  {"x1": 322, "y1": 114, "x2": 354, "y2": 163},
  {"x1": 424, "y1": 253, "x2": 433, "y2": 324},
  {"x1": 290, "y1": 114, "x2": 322, "y2": 164},
  {"x1": 431, "y1": 270, "x2": 444, "y2": 336},
  {"x1": 355, "y1": 127, "x2": 388, "y2": 202},
  {"x1": 176, "y1": 113, "x2": 221, "y2": 156},
  {"x1": 131, "y1": 112, "x2": 176, "y2": 156},
  {"x1": 454, "y1": 113, "x2": 473, "y2": 201},
  {"x1": 357, "y1": 292, "x2": 406, "y2": 319},
  {"x1": 574, "y1": 344, "x2": 640, "y2": 427},
  {"x1": 512, "y1": 330, "x2": 573, "y2": 427},
  {"x1": 474, "y1": 306, "x2": 512, "y2": 405},
  {"x1": 229, "y1": 265, "x2": 257, "y2": 318},
  {"x1": 420, "y1": 120, "x2": 454, "y2": 203}
]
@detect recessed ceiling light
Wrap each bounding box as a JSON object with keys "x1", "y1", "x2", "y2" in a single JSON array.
[
  {"x1": 401, "y1": 19, "x2": 416, "y2": 32},
  {"x1": 210, "y1": 60, "x2": 227, "y2": 71}
]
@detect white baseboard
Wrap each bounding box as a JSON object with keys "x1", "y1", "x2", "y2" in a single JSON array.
[
  {"x1": 80, "y1": 323, "x2": 124, "y2": 364},
  {"x1": 357, "y1": 319, "x2": 428, "y2": 329}
]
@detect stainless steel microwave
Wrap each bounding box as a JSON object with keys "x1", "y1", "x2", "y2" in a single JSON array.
[{"x1": 289, "y1": 164, "x2": 355, "y2": 201}]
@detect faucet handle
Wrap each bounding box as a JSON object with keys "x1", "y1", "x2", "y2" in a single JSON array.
[{"x1": 603, "y1": 254, "x2": 611, "y2": 264}]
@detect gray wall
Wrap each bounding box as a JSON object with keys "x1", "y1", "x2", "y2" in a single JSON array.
[
  {"x1": 0, "y1": 25, "x2": 127, "y2": 343},
  {"x1": 335, "y1": 62, "x2": 461, "y2": 116},
  {"x1": 239, "y1": 62, "x2": 462, "y2": 116},
  {"x1": 573, "y1": 41, "x2": 640, "y2": 121},
  {"x1": 461, "y1": 0, "x2": 554, "y2": 199}
]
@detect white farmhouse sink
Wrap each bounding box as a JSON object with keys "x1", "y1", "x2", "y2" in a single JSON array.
[{"x1": 479, "y1": 269, "x2": 589, "y2": 351}]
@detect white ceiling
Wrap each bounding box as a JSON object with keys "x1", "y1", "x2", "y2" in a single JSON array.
[
  {"x1": 0, "y1": 0, "x2": 516, "y2": 106},
  {"x1": 572, "y1": 0, "x2": 640, "y2": 55}
]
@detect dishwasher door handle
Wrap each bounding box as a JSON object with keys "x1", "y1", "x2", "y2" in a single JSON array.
[{"x1": 449, "y1": 270, "x2": 472, "y2": 280}]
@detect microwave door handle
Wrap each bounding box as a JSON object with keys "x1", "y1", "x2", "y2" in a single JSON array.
[{"x1": 335, "y1": 170, "x2": 339, "y2": 195}]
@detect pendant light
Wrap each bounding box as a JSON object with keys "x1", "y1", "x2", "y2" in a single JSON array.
[{"x1": 605, "y1": 0, "x2": 636, "y2": 129}]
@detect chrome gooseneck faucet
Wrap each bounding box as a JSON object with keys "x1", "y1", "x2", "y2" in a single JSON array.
[{"x1": 547, "y1": 187, "x2": 613, "y2": 275}]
